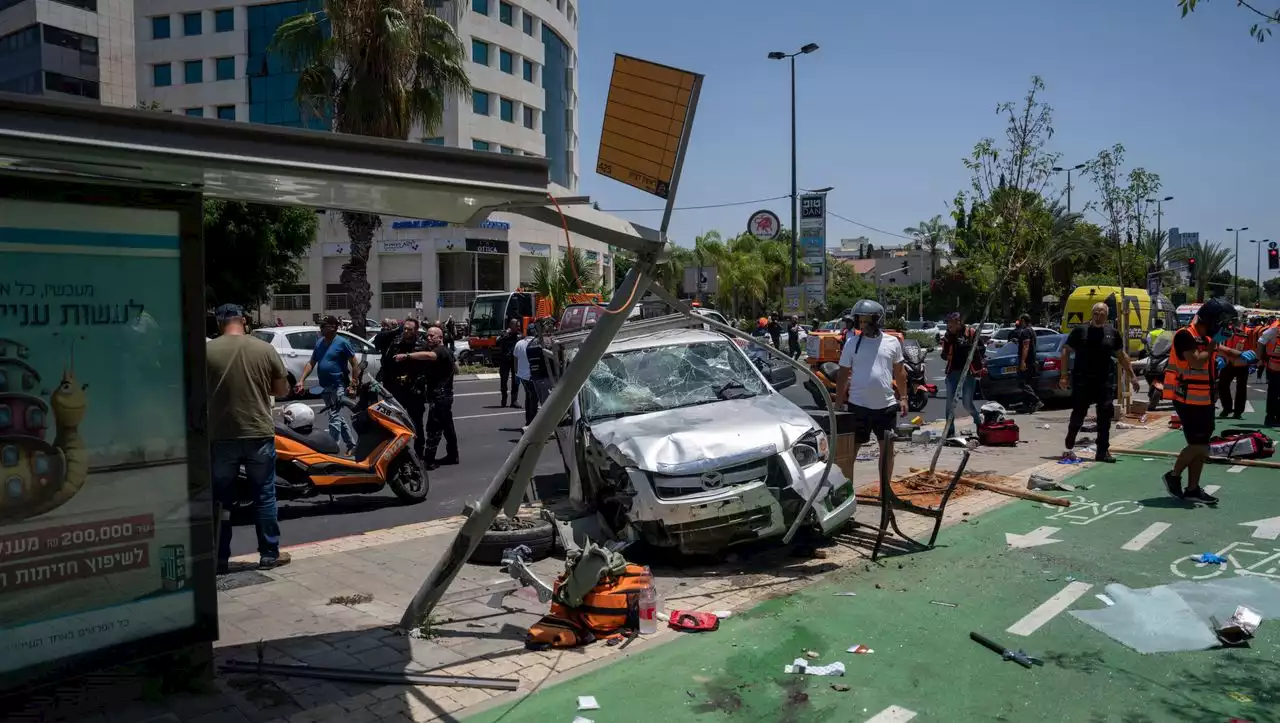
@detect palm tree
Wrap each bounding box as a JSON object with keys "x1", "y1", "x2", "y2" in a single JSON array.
[
  {"x1": 527, "y1": 248, "x2": 598, "y2": 319},
  {"x1": 271, "y1": 1, "x2": 470, "y2": 331},
  {"x1": 1171, "y1": 240, "x2": 1234, "y2": 302},
  {"x1": 903, "y1": 215, "x2": 953, "y2": 278}
]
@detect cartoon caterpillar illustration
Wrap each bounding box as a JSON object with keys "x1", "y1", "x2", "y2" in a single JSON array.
[{"x1": 0, "y1": 339, "x2": 87, "y2": 522}]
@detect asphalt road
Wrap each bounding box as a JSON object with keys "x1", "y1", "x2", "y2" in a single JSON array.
[{"x1": 226, "y1": 371, "x2": 956, "y2": 557}]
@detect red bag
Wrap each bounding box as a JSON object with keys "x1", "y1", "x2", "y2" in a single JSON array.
[
  {"x1": 1209, "y1": 429, "x2": 1275, "y2": 459},
  {"x1": 978, "y1": 420, "x2": 1020, "y2": 446}
]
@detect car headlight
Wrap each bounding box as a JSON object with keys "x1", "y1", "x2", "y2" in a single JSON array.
[{"x1": 793, "y1": 429, "x2": 829, "y2": 467}]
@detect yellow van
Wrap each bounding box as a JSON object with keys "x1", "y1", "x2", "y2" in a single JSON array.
[{"x1": 1060, "y1": 286, "x2": 1176, "y2": 356}]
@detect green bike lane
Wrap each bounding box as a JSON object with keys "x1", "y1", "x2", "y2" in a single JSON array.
[{"x1": 470, "y1": 411, "x2": 1280, "y2": 723}]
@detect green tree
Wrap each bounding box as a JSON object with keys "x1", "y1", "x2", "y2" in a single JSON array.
[
  {"x1": 1171, "y1": 240, "x2": 1234, "y2": 302},
  {"x1": 272, "y1": 0, "x2": 470, "y2": 332},
  {"x1": 1263, "y1": 277, "x2": 1280, "y2": 300},
  {"x1": 825, "y1": 255, "x2": 876, "y2": 316},
  {"x1": 204, "y1": 201, "x2": 319, "y2": 311},
  {"x1": 1178, "y1": 0, "x2": 1278, "y2": 42},
  {"x1": 903, "y1": 215, "x2": 952, "y2": 278},
  {"x1": 527, "y1": 248, "x2": 599, "y2": 319}
]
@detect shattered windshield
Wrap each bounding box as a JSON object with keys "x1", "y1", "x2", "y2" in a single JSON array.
[{"x1": 581, "y1": 340, "x2": 768, "y2": 421}]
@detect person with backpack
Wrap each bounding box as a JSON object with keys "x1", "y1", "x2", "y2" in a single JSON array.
[
  {"x1": 939, "y1": 312, "x2": 983, "y2": 437},
  {"x1": 1058, "y1": 302, "x2": 1139, "y2": 463}
]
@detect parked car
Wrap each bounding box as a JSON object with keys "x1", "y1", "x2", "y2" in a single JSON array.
[
  {"x1": 986, "y1": 326, "x2": 1058, "y2": 350},
  {"x1": 547, "y1": 322, "x2": 857, "y2": 555},
  {"x1": 250, "y1": 326, "x2": 383, "y2": 398},
  {"x1": 979, "y1": 333, "x2": 1071, "y2": 406}
]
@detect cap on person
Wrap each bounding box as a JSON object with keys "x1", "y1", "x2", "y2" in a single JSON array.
[
  {"x1": 321, "y1": 314, "x2": 340, "y2": 327},
  {"x1": 215, "y1": 303, "x2": 245, "y2": 323}
]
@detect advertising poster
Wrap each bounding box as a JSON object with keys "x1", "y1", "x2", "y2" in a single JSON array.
[
  {"x1": 0, "y1": 198, "x2": 196, "y2": 678},
  {"x1": 799, "y1": 193, "x2": 827, "y2": 308}
]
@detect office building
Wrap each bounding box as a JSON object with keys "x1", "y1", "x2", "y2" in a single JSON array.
[
  {"x1": 134, "y1": 0, "x2": 604, "y2": 323},
  {"x1": 1166, "y1": 227, "x2": 1199, "y2": 253},
  {"x1": 0, "y1": 0, "x2": 136, "y2": 106}
]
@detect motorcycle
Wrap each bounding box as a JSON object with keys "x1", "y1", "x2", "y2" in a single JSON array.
[
  {"x1": 902, "y1": 346, "x2": 938, "y2": 413},
  {"x1": 235, "y1": 364, "x2": 429, "y2": 509},
  {"x1": 1145, "y1": 350, "x2": 1168, "y2": 411}
]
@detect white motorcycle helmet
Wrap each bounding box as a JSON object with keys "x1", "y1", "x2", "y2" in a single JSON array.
[{"x1": 281, "y1": 402, "x2": 315, "y2": 432}]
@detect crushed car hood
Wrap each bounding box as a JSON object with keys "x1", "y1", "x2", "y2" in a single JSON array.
[{"x1": 589, "y1": 393, "x2": 816, "y2": 475}]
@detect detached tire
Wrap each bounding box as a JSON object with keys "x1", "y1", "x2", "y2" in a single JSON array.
[{"x1": 468, "y1": 516, "x2": 555, "y2": 565}]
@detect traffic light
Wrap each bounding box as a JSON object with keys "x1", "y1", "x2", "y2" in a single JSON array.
[
  {"x1": 1187, "y1": 256, "x2": 1197, "y2": 277},
  {"x1": 1269, "y1": 247, "x2": 1279, "y2": 270}
]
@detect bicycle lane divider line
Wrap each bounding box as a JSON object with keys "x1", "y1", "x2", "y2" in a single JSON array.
[
  {"x1": 1006, "y1": 581, "x2": 1093, "y2": 636},
  {"x1": 1202, "y1": 485, "x2": 1220, "y2": 496},
  {"x1": 1227, "y1": 465, "x2": 1245, "y2": 474},
  {"x1": 865, "y1": 706, "x2": 917, "y2": 723},
  {"x1": 1120, "y1": 522, "x2": 1171, "y2": 551},
  {"x1": 1240, "y1": 516, "x2": 1280, "y2": 540}
]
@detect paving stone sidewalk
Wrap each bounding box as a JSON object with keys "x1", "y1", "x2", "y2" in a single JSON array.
[{"x1": 14, "y1": 409, "x2": 1169, "y2": 723}]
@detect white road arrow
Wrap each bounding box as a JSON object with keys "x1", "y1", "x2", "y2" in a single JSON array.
[
  {"x1": 1005, "y1": 526, "x2": 1064, "y2": 549},
  {"x1": 1240, "y1": 517, "x2": 1280, "y2": 540}
]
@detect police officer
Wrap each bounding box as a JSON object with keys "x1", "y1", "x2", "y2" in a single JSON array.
[
  {"x1": 383, "y1": 318, "x2": 429, "y2": 457},
  {"x1": 409, "y1": 324, "x2": 458, "y2": 468},
  {"x1": 496, "y1": 319, "x2": 522, "y2": 408}
]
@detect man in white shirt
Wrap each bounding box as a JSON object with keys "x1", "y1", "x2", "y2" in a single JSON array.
[
  {"x1": 835, "y1": 300, "x2": 909, "y2": 479},
  {"x1": 513, "y1": 333, "x2": 536, "y2": 429},
  {"x1": 1260, "y1": 319, "x2": 1279, "y2": 427}
]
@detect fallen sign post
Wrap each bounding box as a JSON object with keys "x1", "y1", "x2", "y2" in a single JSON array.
[
  {"x1": 907, "y1": 468, "x2": 1072, "y2": 507},
  {"x1": 1109, "y1": 448, "x2": 1280, "y2": 470}
]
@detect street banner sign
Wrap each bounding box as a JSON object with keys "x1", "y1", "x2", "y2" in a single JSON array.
[
  {"x1": 798, "y1": 192, "x2": 828, "y2": 307},
  {"x1": 747, "y1": 209, "x2": 781, "y2": 239},
  {"x1": 784, "y1": 286, "x2": 803, "y2": 315},
  {"x1": 596, "y1": 55, "x2": 703, "y2": 200}
]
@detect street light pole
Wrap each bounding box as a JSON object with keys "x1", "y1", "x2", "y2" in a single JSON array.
[
  {"x1": 769, "y1": 43, "x2": 819, "y2": 287},
  {"x1": 1228, "y1": 226, "x2": 1248, "y2": 303},
  {"x1": 1251, "y1": 239, "x2": 1268, "y2": 301},
  {"x1": 1051, "y1": 163, "x2": 1086, "y2": 214}
]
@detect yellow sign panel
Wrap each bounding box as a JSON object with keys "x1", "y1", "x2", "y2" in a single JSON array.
[{"x1": 596, "y1": 54, "x2": 701, "y2": 199}]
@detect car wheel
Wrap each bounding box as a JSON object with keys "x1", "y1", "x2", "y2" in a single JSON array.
[
  {"x1": 457, "y1": 349, "x2": 473, "y2": 364},
  {"x1": 468, "y1": 516, "x2": 555, "y2": 565}
]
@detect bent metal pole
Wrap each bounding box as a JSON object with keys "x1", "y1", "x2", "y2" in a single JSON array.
[{"x1": 399, "y1": 262, "x2": 658, "y2": 628}]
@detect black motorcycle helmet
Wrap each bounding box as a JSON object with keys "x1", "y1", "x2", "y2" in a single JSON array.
[{"x1": 1195, "y1": 298, "x2": 1236, "y2": 337}]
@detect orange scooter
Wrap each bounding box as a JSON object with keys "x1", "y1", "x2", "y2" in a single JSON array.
[{"x1": 236, "y1": 369, "x2": 429, "y2": 507}]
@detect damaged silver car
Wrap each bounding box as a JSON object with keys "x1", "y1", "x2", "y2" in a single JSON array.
[{"x1": 548, "y1": 319, "x2": 856, "y2": 555}]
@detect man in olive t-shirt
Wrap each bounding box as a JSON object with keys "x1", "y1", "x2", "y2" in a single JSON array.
[{"x1": 206, "y1": 304, "x2": 291, "y2": 573}]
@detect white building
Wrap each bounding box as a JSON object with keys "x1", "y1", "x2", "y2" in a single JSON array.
[
  {"x1": 0, "y1": 0, "x2": 136, "y2": 106},
  {"x1": 133, "y1": 0, "x2": 604, "y2": 323}
]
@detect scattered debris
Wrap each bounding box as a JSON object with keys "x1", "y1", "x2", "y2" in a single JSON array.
[
  {"x1": 1226, "y1": 691, "x2": 1254, "y2": 704},
  {"x1": 833, "y1": 592, "x2": 857, "y2": 597},
  {"x1": 858, "y1": 469, "x2": 978, "y2": 508},
  {"x1": 875, "y1": 584, "x2": 883, "y2": 590},
  {"x1": 831, "y1": 683, "x2": 851, "y2": 692},
  {"x1": 1194, "y1": 553, "x2": 1228, "y2": 565},
  {"x1": 784, "y1": 658, "x2": 846, "y2": 676},
  {"x1": 804, "y1": 650, "x2": 821, "y2": 659},
  {"x1": 713, "y1": 610, "x2": 733, "y2": 618},
  {"x1": 1095, "y1": 594, "x2": 1115, "y2": 607},
  {"x1": 573, "y1": 718, "x2": 595, "y2": 723},
  {"x1": 969, "y1": 632, "x2": 1042, "y2": 669},
  {"x1": 930, "y1": 600, "x2": 958, "y2": 608},
  {"x1": 1214, "y1": 606, "x2": 1262, "y2": 646},
  {"x1": 846, "y1": 644, "x2": 874, "y2": 655},
  {"x1": 1028, "y1": 474, "x2": 1074, "y2": 492},
  {"x1": 577, "y1": 695, "x2": 600, "y2": 711},
  {"x1": 1142, "y1": 457, "x2": 1156, "y2": 462},
  {"x1": 1041, "y1": 424, "x2": 1051, "y2": 429},
  {"x1": 327, "y1": 593, "x2": 374, "y2": 606}
]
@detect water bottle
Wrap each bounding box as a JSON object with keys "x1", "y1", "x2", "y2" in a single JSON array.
[{"x1": 638, "y1": 567, "x2": 658, "y2": 635}]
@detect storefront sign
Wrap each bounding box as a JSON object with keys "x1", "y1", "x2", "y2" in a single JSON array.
[
  {"x1": 322, "y1": 242, "x2": 348, "y2": 256},
  {"x1": 391, "y1": 218, "x2": 510, "y2": 231},
  {"x1": 466, "y1": 239, "x2": 508, "y2": 255},
  {"x1": 0, "y1": 198, "x2": 203, "y2": 681},
  {"x1": 798, "y1": 193, "x2": 827, "y2": 307},
  {"x1": 379, "y1": 239, "x2": 422, "y2": 254},
  {"x1": 747, "y1": 209, "x2": 781, "y2": 240},
  {"x1": 435, "y1": 238, "x2": 462, "y2": 253},
  {"x1": 519, "y1": 242, "x2": 550, "y2": 257}
]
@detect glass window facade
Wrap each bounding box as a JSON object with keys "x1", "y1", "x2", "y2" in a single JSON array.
[
  {"x1": 183, "y1": 12, "x2": 202, "y2": 36},
  {"x1": 421, "y1": 137, "x2": 445, "y2": 145},
  {"x1": 472, "y1": 0, "x2": 488, "y2": 14},
  {"x1": 499, "y1": 2, "x2": 513, "y2": 24},
  {"x1": 499, "y1": 49, "x2": 512, "y2": 74},
  {"x1": 185, "y1": 107, "x2": 204, "y2": 117},
  {"x1": 472, "y1": 139, "x2": 490, "y2": 151},
  {"x1": 216, "y1": 105, "x2": 236, "y2": 120},
  {"x1": 541, "y1": 26, "x2": 571, "y2": 186},
  {"x1": 184, "y1": 59, "x2": 203, "y2": 84},
  {"x1": 523, "y1": 105, "x2": 534, "y2": 129},
  {"x1": 247, "y1": 0, "x2": 330, "y2": 130},
  {"x1": 215, "y1": 56, "x2": 235, "y2": 80},
  {"x1": 499, "y1": 97, "x2": 513, "y2": 122},
  {"x1": 215, "y1": 8, "x2": 234, "y2": 32},
  {"x1": 471, "y1": 39, "x2": 488, "y2": 65},
  {"x1": 152, "y1": 63, "x2": 172, "y2": 87},
  {"x1": 152, "y1": 16, "x2": 171, "y2": 39},
  {"x1": 522, "y1": 11, "x2": 534, "y2": 35},
  {"x1": 522, "y1": 58, "x2": 534, "y2": 82},
  {"x1": 0, "y1": 24, "x2": 42, "y2": 95},
  {"x1": 44, "y1": 72, "x2": 98, "y2": 100},
  {"x1": 472, "y1": 90, "x2": 489, "y2": 115}
]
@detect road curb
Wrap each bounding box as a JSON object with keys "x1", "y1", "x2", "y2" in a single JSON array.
[{"x1": 457, "y1": 372, "x2": 500, "y2": 380}]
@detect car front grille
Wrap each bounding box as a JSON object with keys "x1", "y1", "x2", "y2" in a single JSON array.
[{"x1": 651, "y1": 457, "x2": 772, "y2": 499}]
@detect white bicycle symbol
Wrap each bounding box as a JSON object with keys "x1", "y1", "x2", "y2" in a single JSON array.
[
  {"x1": 1041, "y1": 495, "x2": 1144, "y2": 526},
  {"x1": 1169, "y1": 540, "x2": 1280, "y2": 581}
]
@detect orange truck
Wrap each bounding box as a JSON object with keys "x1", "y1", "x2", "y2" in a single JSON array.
[{"x1": 468, "y1": 290, "x2": 602, "y2": 363}]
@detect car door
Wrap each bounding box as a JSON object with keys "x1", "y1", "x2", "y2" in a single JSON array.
[{"x1": 338, "y1": 331, "x2": 382, "y2": 380}]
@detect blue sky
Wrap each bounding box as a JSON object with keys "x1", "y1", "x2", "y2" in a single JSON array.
[{"x1": 573, "y1": 0, "x2": 1279, "y2": 284}]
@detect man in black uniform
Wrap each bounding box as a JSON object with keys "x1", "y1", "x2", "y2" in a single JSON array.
[
  {"x1": 382, "y1": 318, "x2": 429, "y2": 457},
  {"x1": 495, "y1": 319, "x2": 522, "y2": 408},
  {"x1": 768, "y1": 314, "x2": 782, "y2": 348},
  {"x1": 1014, "y1": 313, "x2": 1042, "y2": 413},
  {"x1": 1058, "y1": 302, "x2": 1139, "y2": 463},
  {"x1": 787, "y1": 316, "x2": 802, "y2": 360},
  {"x1": 419, "y1": 324, "x2": 458, "y2": 468},
  {"x1": 445, "y1": 315, "x2": 458, "y2": 352}
]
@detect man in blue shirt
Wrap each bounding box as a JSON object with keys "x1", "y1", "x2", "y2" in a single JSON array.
[{"x1": 294, "y1": 315, "x2": 361, "y2": 453}]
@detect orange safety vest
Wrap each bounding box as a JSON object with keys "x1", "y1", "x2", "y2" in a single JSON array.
[
  {"x1": 1163, "y1": 327, "x2": 1215, "y2": 405},
  {"x1": 1223, "y1": 331, "x2": 1251, "y2": 367},
  {"x1": 1267, "y1": 330, "x2": 1280, "y2": 373}
]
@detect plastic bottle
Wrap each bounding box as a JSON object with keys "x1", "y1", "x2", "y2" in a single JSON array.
[{"x1": 638, "y1": 566, "x2": 659, "y2": 635}]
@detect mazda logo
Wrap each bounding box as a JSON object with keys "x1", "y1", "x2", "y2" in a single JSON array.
[{"x1": 700, "y1": 472, "x2": 724, "y2": 490}]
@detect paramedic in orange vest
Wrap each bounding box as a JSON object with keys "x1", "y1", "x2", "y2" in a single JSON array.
[
  {"x1": 1162, "y1": 299, "x2": 1257, "y2": 503},
  {"x1": 1260, "y1": 316, "x2": 1280, "y2": 427},
  {"x1": 1216, "y1": 318, "x2": 1252, "y2": 419}
]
